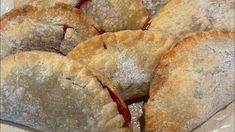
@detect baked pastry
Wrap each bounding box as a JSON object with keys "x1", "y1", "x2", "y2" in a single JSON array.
[
  {"x1": 149, "y1": 0, "x2": 235, "y2": 37},
  {"x1": 68, "y1": 30, "x2": 176, "y2": 100},
  {"x1": 15, "y1": 0, "x2": 149, "y2": 32},
  {"x1": 145, "y1": 29, "x2": 235, "y2": 131},
  {"x1": 141, "y1": 0, "x2": 170, "y2": 16},
  {"x1": 0, "y1": 3, "x2": 101, "y2": 58},
  {"x1": 0, "y1": 51, "x2": 131, "y2": 131}
]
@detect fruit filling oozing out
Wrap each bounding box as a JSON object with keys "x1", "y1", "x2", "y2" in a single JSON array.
[
  {"x1": 142, "y1": 16, "x2": 152, "y2": 30},
  {"x1": 97, "y1": 79, "x2": 131, "y2": 127}
]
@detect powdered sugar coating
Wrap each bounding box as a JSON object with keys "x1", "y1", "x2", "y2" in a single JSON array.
[
  {"x1": 197, "y1": 0, "x2": 235, "y2": 29},
  {"x1": 114, "y1": 53, "x2": 149, "y2": 91},
  {"x1": 68, "y1": 30, "x2": 176, "y2": 100},
  {"x1": 24, "y1": 0, "x2": 149, "y2": 31},
  {"x1": 145, "y1": 30, "x2": 235, "y2": 131},
  {"x1": 140, "y1": 0, "x2": 170, "y2": 16},
  {"x1": 149, "y1": 0, "x2": 235, "y2": 37},
  {"x1": 128, "y1": 102, "x2": 144, "y2": 132},
  {"x1": 80, "y1": 0, "x2": 148, "y2": 31},
  {"x1": 0, "y1": 51, "x2": 128, "y2": 132},
  {"x1": 0, "y1": 4, "x2": 100, "y2": 58}
]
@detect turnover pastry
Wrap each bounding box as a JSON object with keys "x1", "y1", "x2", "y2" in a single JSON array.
[
  {"x1": 0, "y1": 3, "x2": 101, "y2": 58},
  {"x1": 0, "y1": 51, "x2": 131, "y2": 132},
  {"x1": 15, "y1": 0, "x2": 149, "y2": 32},
  {"x1": 68, "y1": 30, "x2": 175, "y2": 100},
  {"x1": 145, "y1": 29, "x2": 235, "y2": 132},
  {"x1": 149, "y1": 0, "x2": 235, "y2": 37}
]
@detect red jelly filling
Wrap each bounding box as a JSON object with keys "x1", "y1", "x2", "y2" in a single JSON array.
[
  {"x1": 142, "y1": 16, "x2": 151, "y2": 30},
  {"x1": 97, "y1": 80, "x2": 131, "y2": 127},
  {"x1": 106, "y1": 88, "x2": 131, "y2": 127},
  {"x1": 96, "y1": 28, "x2": 106, "y2": 35},
  {"x1": 92, "y1": 25, "x2": 106, "y2": 35},
  {"x1": 75, "y1": 0, "x2": 91, "y2": 8}
]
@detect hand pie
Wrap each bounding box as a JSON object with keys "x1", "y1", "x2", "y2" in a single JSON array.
[
  {"x1": 68, "y1": 30, "x2": 176, "y2": 100},
  {"x1": 149, "y1": 0, "x2": 235, "y2": 37},
  {"x1": 0, "y1": 3, "x2": 101, "y2": 58},
  {"x1": 16, "y1": 0, "x2": 149, "y2": 32},
  {"x1": 145, "y1": 29, "x2": 235, "y2": 132},
  {"x1": 0, "y1": 51, "x2": 131, "y2": 131}
]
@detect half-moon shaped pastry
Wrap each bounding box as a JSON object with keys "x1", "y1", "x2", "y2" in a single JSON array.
[
  {"x1": 0, "y1": 51, "x2": 131, "y2": 131},
  {"x1": 149, "y1": 0, "x2": 235, "y2": 37},
  {"x1": 0, "y1": 3, "x2": 101, "y2": 58},
  {"x1": 145, "y1": 29, "x2": 235, "y2": 132},
  {"x1": 68, "y1": 30, "x2": 176, "y2": 100},
  {"x1": 16, "y1": 0, "x2": 149, "y2": 32}
]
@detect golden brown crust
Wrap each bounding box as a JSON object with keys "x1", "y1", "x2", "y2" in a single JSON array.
[
  {"x1": 1, "y1": 3, "x2": 100, "y2": 31},
  {"x1": 0, "y1": 5, "x2": 35, "y2": 28},
  {"x1": 1, "y1": 51, "x2": 131, "y2": 131},
  {"x1": 149, "y1": 0, "x2": 235, "y2": 37},
  {"x1": 146, "y1": 29, "x2": 235, "y2": 131},
  {"x1": 0, "y1": 3, "x2": 101, "y2": 57},
  {"x1": 150, "y1": 29, "x2": 235, "y2": 96},
  {"x1": 69, "y1": 30, "x2": 175, "y2": 62},
  {"x1": 68, "y1": 30, "x2": 176, "y2": 100},
  {"x1": 16, "y1": 0, "x2": 149, "y2": 31}
]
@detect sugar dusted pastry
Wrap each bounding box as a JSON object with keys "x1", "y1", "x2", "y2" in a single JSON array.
[
  {"x1": 15, "y1": 0, "x2": 149, "y2": 32},
  {"x1": 145, "y1": 29, "x2": 235, "y2": 132},
  {"x1": 0, "y1": 51, "x2": 131, "y2": 132},
  {"x1": 149, "y1": 0, "x2": 235, "y2": 37},
  {"x1": 68, "y1": 30, "x2": 175, "y2": 100},
  {"x1": 0, "y1": 3, "x2": 101, "y2": 58},
  {"x1": 141, "y1": 0, "x2": 170, "y2": 16}
]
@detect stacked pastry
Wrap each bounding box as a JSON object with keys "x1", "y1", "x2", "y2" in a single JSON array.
[{"x1": 0, "y1": 0, "x2": 234, "y2": 132}]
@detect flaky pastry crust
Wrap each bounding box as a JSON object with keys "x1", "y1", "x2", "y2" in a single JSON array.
[
  {"x1": 14, "y1": 0, "x2": 149, "y2": 32},
  {"x1": 145, "y1": 29, "x2": 235, "y2": 132},
  {"x1": 68, "y1": 30, "x2": 176, "y2": 100},
  {"x1": 0, "y1": 51, "x2": 131, "y2": 132},
  {"x1": 149, "y1": 0, "x2": 235, "y2": 37},
  {"x1": 0, "y1": 3, "x2": 101, "y2": 58}
]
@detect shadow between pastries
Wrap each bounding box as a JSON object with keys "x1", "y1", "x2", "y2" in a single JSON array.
[
  {"x1": 0, "y1": 51, "x2": 131, "y2": 132},
  {"x1": 0, "y1": 3, "x2": 101, "y2": 58}
]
